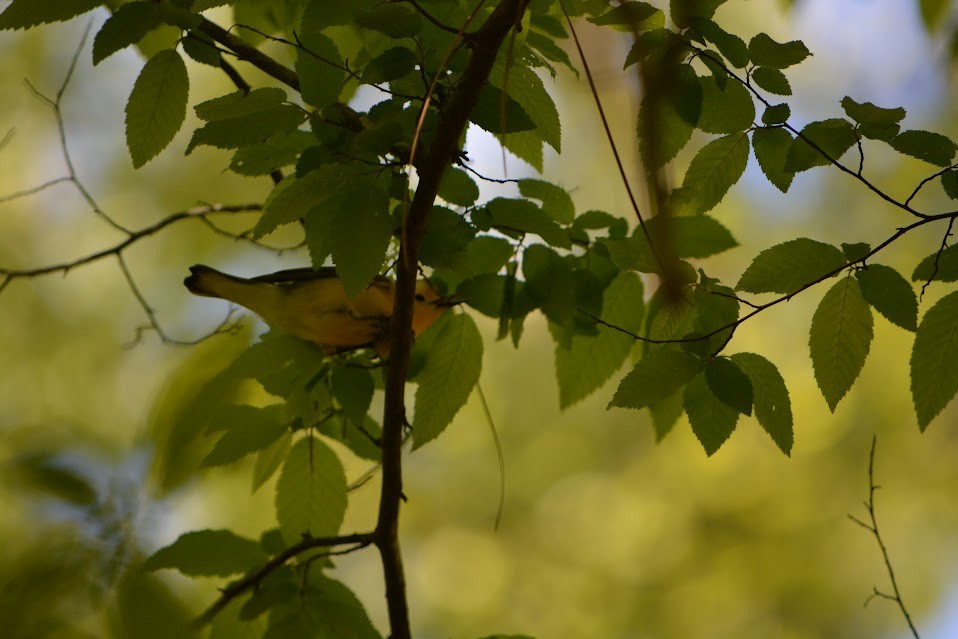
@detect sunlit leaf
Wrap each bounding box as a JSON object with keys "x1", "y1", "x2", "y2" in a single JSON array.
[
  {"x1": 275, "y1": 437, "x2": 347, "y2": 544},
  {"x1": 144, "y1": 529, "x2": 266, "y2": 577}
]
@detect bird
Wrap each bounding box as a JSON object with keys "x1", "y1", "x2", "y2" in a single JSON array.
[{"x1": 184, "y1": 265, "x2": 456, "y2": 356}]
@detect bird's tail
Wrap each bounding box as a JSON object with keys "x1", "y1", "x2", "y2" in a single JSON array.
[{"x1": 184, "y1": 264, "x2": 237, "y2": 298}]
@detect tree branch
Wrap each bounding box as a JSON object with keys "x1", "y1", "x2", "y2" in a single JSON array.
[
  {"x1": 848, "y1": 437, "x2": 922, "y2": 639},
  {"x1": 192, "y1": 531, "x2": 375, "y2": 629},
  {"x1": 376, "y1": 2, "x2": 528, "y2": 638}
]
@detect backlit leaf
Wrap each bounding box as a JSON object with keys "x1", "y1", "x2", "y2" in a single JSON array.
[
  {"x1": 809, "y1": 276, "x2": 874, "y2": 411},
  {"x1": 697, "y1": 75, "x2": 755, "y2": 134},
  {"x1": 748, "y1": 33, "x2": 810, "y2": 69},
  {"x1": 856, "y1": 264, "x2": 918, "y2": 331},
  {"x1": 678, "y1": 131, "x2": 750, "y2": 214},
  {"x1": 912, "y1": 244, "x2": 958, "y2": 282},
  {"x1": 910, "y1": 291, "x2": 958, "y2": 430},
  {"x1": 684, "y1": 372, "x2": 739, "y2": 455},
  {"x1": 751, "y1": 67, "x2": 791, "y2": 95},
  {"x1": 889, "y1": 129, "x2": 956, "y2": 167},
  {"x1": 785, "y1": 118, "x2": 858, "y2": 172},
  {"x1": 751, "y1": 126, "x2": 795, "y2": 192},
  {"x1": 737, "y1": 238, "x2": 845, "y2": 293},
  {"x1": 125, "y1": 49, "x2": 189, "y2": 168},
  {"x1": 0, "y1": 0, "x2": 101, "y2": 29},
  {"x1": 609, "y1": 349, "x2": 703, "y2": 409},
  {"x1": 704, "y1": 356, "x2": 753, "y2": 415},
  {"x1": 519, "y1": 179, "x2": 575, "y2": 224},
  {"x1": 275, "y1": 437, "x2": 347, "y2": 545},
  {"x1": 730, "y1": 352, "x2": 793, "y2": 454},
  {"x1": 93, "y1": 2, "x2": 161, "y2": 64},
  {"x1": 145, "y1": 529, "x2": 266, "y2": 577}
]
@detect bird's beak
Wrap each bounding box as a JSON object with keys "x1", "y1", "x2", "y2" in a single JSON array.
[{"x1": 437, "y1": 295, "x2": 466, "y2": 308}]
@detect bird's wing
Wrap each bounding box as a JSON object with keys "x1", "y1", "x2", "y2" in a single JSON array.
[{"x1": 249, "y1": 267, "x2": 340, "y2": 283}]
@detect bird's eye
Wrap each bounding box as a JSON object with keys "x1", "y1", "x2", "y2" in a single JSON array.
[{"x1": 415, "y1": 293, "x2": 426, "y2": 302}]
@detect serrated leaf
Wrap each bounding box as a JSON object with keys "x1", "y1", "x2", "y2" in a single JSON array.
[
  {"x1": 609, "y1": 349, "x2": 703, "y2": 409},
  {"x1": 182, "y1": 31, "x2": 222, "y2": 67},
  {"x1": 751, "y1": 67, "x2": 791, "y2": 95},
  {"x1": 470, "y1": 86, "x2": 537, "y2": 134},
  {"x1": 737, "y1": 238, "x2": 846, "y2": 293},
  {"x1": 252, "y1": 432, "x2": 292, "y2": 492},
  {"x1": 730, "y1": 352, "x2": 793, "y2": 454},
  {"x1": 363, "y1": 46, "x2": 417, "y2": 84},
  {"x1": 194, "y1": 87, "x2": 287, "y2": 121},
  {"x1": 293, "y1": 574, "x2": 384, "y2": 639},
  {"x1": 856, "y1": 264, "x2": 918, "y2": 331},
  {"x1": 751, "y1": 126, "x2": 794, "y2": 192},
  {"x1": 785, "y1": 118, "x2": 858, "y2": 172},
  {"x1": 705, "y1": 356, "x2": 753, "y2": 415},
  {"x1": 421, "y1": 206, "x2": 478, "y2": 269},
  {"x1": 93, "y1": 2, "x2": 161, "y2": 64},
  {"x1": 187, "y1": 105, "x2": 306, "y2": 154},
  {"x1": 356, "y1": 3, "x2": 421, "y2": 37},
  {"x1": 202, "y1": 404, "x2": 288, "y2": 467},
  {"x1": 230, "y1": 130, "x2": 315, "y2": 176},
  {"x1": 684, "y1": 372, "x2": 739, "y2": 455},
  {"x1": 588, "y1": 1, "x2": 663, "y2": 31},
  {"x1": 693, "y1": 19, "x2": 749, "y2": 68},
  {"x1": 942, "y1": 170, "x2": 958, "y2": 199},
  {"x1": 911, "y1": 291, "x2": 958, "y2": 430},
  {"x1": 275, "y1": 437, "x2": 347, "y2": 545},
  {"x1": 748, "y1": 33, "x2": 810, "y2": 69},
  {"x1": 762, "y1": 103, "x2": 790, "y2": 125},
  {"x1": 486, "y1": 197, "x2": 570, "y2": 248},
  {"x1": 125, "y1": 49, "x2": 189, "y2": 168},
  {"x1": 650, "y1": 390, "x2": 684, "y2": 441},
  {"x1": 841, "y1": 242, "x2": 871, "y2": 262},
  {"x1": 330, "y1": 177, "x2": 392, "y2": 297},
  {"x1": 144, "y1": 530, "x2": 266, "y2": 577},
  {"x1": 670, "y1": 0, "x2": 726, "y2": 28},
  {"x1": 519, "y1": 179, "x2": 575, "y2": 224},
  {"x1": 677, "y1": 131, "x2": 749, "y2": 214},
  {"x1": 523, "y1": 244, "x2": 576, "y2": 325},
  {"x1": 840, "y1": 96, "x2": 905, "y2": 125},
  {"x1": 331, "y1": 365, "x2": 374, "y2": 427},
  {"x1": 296, "y1": 31, "x2": 345, "y2": 108},
  {"x1": 637, "y1": 94, "x2": 694, "y2": 167},
  {"x1": 254, "y1": 166, "x2": 343, "y2": 237},
  {"x1": 0, "y1": 0, "x2": 101, "y2": 30},
  {"x1": 667, "y1": 214, "x2": 738, "y2": 257},
  {"x1": 912, "y1": 244, "x2": 958, "y2": 282},
  {"x1": 438, "y1": 168, "x2": 480, "y2": 206},
  {"x1": 556, "y1": 273, "x2": 644, "y2": 408},
  {"x1": 491, "y1": 62, "x2": 561, "y2": 153},
  {"x1": 889, "y1": 129, "x2": 956, "y2": 167},
  {"x1": 697, "y1": 75, "x2": 755, "y2": 134},
  {"x1": 809, "y1": 276, "x2": 874, "y2": 411},
  {"x1": 412, "y1": 314, "x2": 483, "y2": 448}
]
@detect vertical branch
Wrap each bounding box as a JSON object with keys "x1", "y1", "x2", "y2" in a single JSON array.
[
  {"x1": 375, "y1": 2, "x2": 529, "y2": 638},
  {"x1": 848, "y1": 436, "x2": 922, "y2": 639}
]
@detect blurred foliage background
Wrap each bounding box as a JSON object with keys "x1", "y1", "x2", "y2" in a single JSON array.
[{"x1": 1, "y1": 1, "x2": 957, "y2": 638}]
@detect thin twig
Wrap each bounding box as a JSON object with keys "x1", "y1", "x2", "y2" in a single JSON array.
[
  {"x1": 920, "y1": 216, "x2": 955, "y2": 300},
  {"x1": 193, "y1": 531, "x2": 375, "y2": 628},
  {"x1": 848, "y1": 437, "x2": 922, "y2": 639}
]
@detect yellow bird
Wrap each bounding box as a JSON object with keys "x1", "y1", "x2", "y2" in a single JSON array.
[{"x1": 184, "y1": 265, "x2": 455, "y2": 357}]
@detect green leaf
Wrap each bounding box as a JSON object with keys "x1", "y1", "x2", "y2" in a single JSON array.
[
  {"x1": 296, "y1": 31, "x2": 345, "y2": 108},
  {"x1": 556, "y1": 272, "x2": 644, "y2": 408},
  {"x1": 187, "y1": 105, "x2": 306, "y2": 154},
  {"x1": 330, "y1": 175, "x2": 392, "y2": 297},
  {"x1": 275, "y1": 437, "x2": 347, "y2": 545},
  {"x1": 331, "y1": 365, "x2": 374, "y2": 427},
  {"x1": 736, "y1": 238, "x2": 846, "y2": 293},
  {"x1": 363, "y1": 46, "x2": 417, "y2": 84},
  {"x1": 194, "y1": 88, "x2": 287, "y2": 120},
  {"x1": 252, "y1": 432, "x2": 292, "y2": 492},
  {"x1": 144, "y1": 530, "x2": 266, "y2": 577},
  {"x1": 751, "y1": 126, "x2": 795, "y2": 192},
  {"x1": 491, "y1": 62, "x2": 562, "y2": 153},
  {"x1": 677, "y1": 131, "x2": 749, "y2": 214},
  {"x1": 785, "y1": 118, "x2": 858, "y2": 172},
  {"x1": 637, "y1": 95, "x2": 694, "y2": 167},
  {"x1": 690, "y1": 280, "x2": 739, "y2": 352},
  {"x1": 355, "y1": 3, "x2": 421, "y2": 38},
  {"x1": 420, "y1": 206, "x2": 478, "y2": 269},
  {"x1": 910, "y1": 291, "x2": 958, "y2": 430},
  {"x1": 730, "y1": 352, "x2": 793, "y2": 454},
  {"x1": 705, "y1": 357, "x2": 753, "y2": 415},
  {"x1": 841, "y1": 242, "x2": 871, "y2": 262},
  {"x1": 692, "y1": 19, "x2": 749, "y2": 68},
  {"x1": 889, "y1": 129, "x2": 957, "y2": 167},
  {"x1": 683, "y1": 372, "x2": 739, "y2": 455},
  {"x1": 809, "y1": 276, "x2": 874, "y2": 411},
  {"x1": 588, "y1": 1, "x2": 664, "y2": 31},
  {"x1": 912, "y1": 244, "x2": 958, "y2": 282},
  {"x1": 523, "y1": 245, "x2": 576, "y2": 325},
  {"x1": 751, "y1": 67, "x2": 791, "y2": 95},
  {"x1": 609, "y1": 349, "x2": 703, "y2": 409},
  {"x1": 125, "y1": 49, "x2": 189, "y2": 168},
  {"x1": 519, "y1": 179, "x2": 575, "y2": 224},
  {"x1": 941, "y1": 170, "x2": 958, "y2": 199},
  {"x1": 412, "y1": 314, "x2": 483, "y2": 448},
  {"x1": 470, "y1": 86, "x2": 537, "y2": 134},
  {"x1": 697, "y1": 75, "x2": 755, "y2": 134},
  {"x1": 202, "y1": 404, "x2": 288, "y2": 467},
  {"x1": 294, "y1": 574, "x2": 384, "y2": 639},
  {"x1": 182, "y1": 31, "x2": 223, "y2": 67},
  {"x1": 486, "y1": 197, "x2": 570, "y2": 248},
  {"x1": 438, "y1": 168, "x2": 480, "y2": 207},
  {"x1": 301, "y1": 0, "x2": 375, "y2": 30},
  {"x1": 762, "y1": 103, "x2": 790, "y2": 125},
  {"x1": 748, "y1": 33, "x2": 811, "y2": 69},
  {"x1": 840, "y1": 96, "x2": 905, "y2": 125},
  {"x1": 93, "y1": 2, "x2": 161, "y2": 64},
  {"x1": 0, "y1": 0, "x2": 101, "y2": 29},
  {"x1": 650, "y1": 390, "x2": 684, "y2": 441},
  {"x1": 856, "y1": 264, "x2": 918, "y2": 331},
  {"x1": 254, "y1": 166, "x2": 343, "y2": 237},
  {"x1": 670, "y1": 0, "x2": 726, "y2": 28},
  {"x1": 230, "y1": 130, "x2": 315, "y2": 176},
  {"x1": 667, "y1": 214, "x2": 738, "y2": 257}
]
